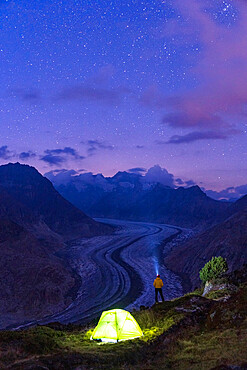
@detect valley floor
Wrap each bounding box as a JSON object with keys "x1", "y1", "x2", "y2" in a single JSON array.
[{"x1": 13, "y1": 219, "x2": 192, "y2": 329}]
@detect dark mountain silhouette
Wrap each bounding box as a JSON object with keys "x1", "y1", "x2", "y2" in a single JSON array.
[
  {"x1": 0, "y1": 163, "x2": 112, "y2": 240},
  {"x1": 0, "y1": 184, "x2": 63, "y2": 250},
  {"x1": 0, "y1": 218, "x2": 75, "y2": 328},
  {"x1": 0, "y1": 185, "x2": 38, "y2": 224},
  {"x1": 165, "y1": 207, "x2": 247, "y2": 291},
  {"x1": 227, "y1": 193, "x2": 247, "y2": 216},
  {"x1": 0, "y1": 163, "x2": 113, "y2": 328},
  {"x1": 115, "y1": 184, "x2": 228, "y2": 228},
  {"x1": 48, "y1": 170, "x2": 229, "y2": 228}
]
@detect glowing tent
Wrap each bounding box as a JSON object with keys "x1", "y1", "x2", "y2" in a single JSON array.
[{"x1": 91, "y1": 309, "x2": 143, "y2": 342}]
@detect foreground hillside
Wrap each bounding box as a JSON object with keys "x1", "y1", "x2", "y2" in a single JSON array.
[
  {"x1": 1, "y1": 268, "x2": 246, "y2": 369},
  {"x1": 165, "y1": 202, "x2": 247, "y2": 291}
]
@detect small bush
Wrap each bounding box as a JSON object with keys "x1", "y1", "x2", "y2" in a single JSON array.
[{"x1": 199, "y1": 256, "x2": 228, "y2": 285}]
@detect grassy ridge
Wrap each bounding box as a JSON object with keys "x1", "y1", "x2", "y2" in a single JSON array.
[{"x1": 0, "y1": 283, "x2": 247, "y2": 369}]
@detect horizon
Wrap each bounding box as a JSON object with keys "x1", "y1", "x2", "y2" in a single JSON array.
[{"x1": 1, "y1": 161, "x2": 246, "y2": 201}]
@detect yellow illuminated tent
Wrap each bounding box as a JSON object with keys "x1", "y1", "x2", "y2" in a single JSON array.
[{"x1": 91, "y1": 309, "x2": 143, "y2": 342}]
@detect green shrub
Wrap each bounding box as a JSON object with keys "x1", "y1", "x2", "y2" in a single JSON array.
[{"x1": 199, "y1": 256, "x2": 228, "y2": 285}]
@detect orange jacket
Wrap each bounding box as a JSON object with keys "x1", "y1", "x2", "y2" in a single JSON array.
[{"x1": 153, "y1": 277, "x2": 164, "y2": 288}]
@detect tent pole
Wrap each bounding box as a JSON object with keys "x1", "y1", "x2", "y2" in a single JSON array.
[{"x1": 115, "y1": 311, "x2": 118, "y2": 341}]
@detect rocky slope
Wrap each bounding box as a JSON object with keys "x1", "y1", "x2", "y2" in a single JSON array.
[
  {"x1": 0, "y1": 219, "x2": 75, "y2": 328},
  {"x1": 227, "y1": 193, "x2": 247, "y2": 216},
  {"x1": 0, "y1": 163, "x2": 112, "y2": 240},
  {"x1": 165, "y1": 208, "x2": 247, "y2": 290},
  {"x1": 0, "y1": 163, "x2": 113, "y2": 328}
]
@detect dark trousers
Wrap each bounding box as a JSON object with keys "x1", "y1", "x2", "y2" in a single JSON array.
[{"x1": 155, "y1": 288, "x2": 164, "y2": 302}]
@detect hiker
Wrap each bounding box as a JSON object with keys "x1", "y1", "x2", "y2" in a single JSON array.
[{"x1": 153, "y1": 274, "x2": 165, "y2": 303}]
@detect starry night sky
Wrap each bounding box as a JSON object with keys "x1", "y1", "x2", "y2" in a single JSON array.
[{"x1": 0, "y1": 0, "x2": 247, "y2": 193}]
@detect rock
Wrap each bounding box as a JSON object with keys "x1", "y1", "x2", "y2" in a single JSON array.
[
  {"x1": 202, "y1": 281, "x2": 237, "y2": 297},
  {"x1": 210, "y1": 311, "x2": 216, "y2": 320},
  {"x1": 175, "y1": 307, "x2": 198, "y2": 313},
  {"x1": 202, "y1": 281, "x2": 214, "y2": 296}
]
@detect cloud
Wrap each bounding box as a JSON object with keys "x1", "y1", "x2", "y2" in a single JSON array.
[
  {"x1": 142, "y1": 165, "x2": 198, "y2": 189},
  {"x1": 19, "y1": 151, "x2": 37, "y2": 159},
  {"x1": 59, "y1": 86, "x2": 124, "y2": 105},
  {"x1": 143, "y1": 165, "x2": 175, "y2": 188},
  {"x1": 175, "y1": 177, "x2": 196, "y2": 187},
  {"x1": 0, "y1": 147, "x2": 36, "y2": 162},
  {"x1": 140, "y1": 85, "x2": 166, "y2": 109},
  {"x1": 76, "y1": 168, "x2": 87, "y2": 173},
  {"x1": 185, "y1": 180, "x2": 197, "y2": 187},
  {"x1": 57, "y1": 64, "x2": 131, "y2": 105},
  {"x1": 83, "y1": 140, "x2": 115, "y2": 156},
  {"x1": 142, "y1": 1, "x2": 247, "y2": 133},
  {"x1": 136, "y1": 145, "x2": 144, "y2": 149},
  {"x1": 127, "y1": 167, "x2": 146, "y2": 174},
  {"x1": 46, "y1": 169, "x2": 71, "y2": 174},
  {"x1": 0, "y1": 146, "x2": 14, "y2": 160},
  {"x1": 0, "y1": 146, "x2": 85, "y2": 167},
  {"x1": 205, "y1": 183, "x2": 247, "y2": 201},
  {"x1": 45, "y1": 169, "x2": 79, "y2": 185},
  {"x1": 10, "y1": 88, "x2": 41, "y2": 102},
  {"x1": 40, "y1": 154, "x2": 66, "y2": 166},
  {"x1": 170, "y1": 1, "x2": 247, "y2": 129},
  {"x1": 92, "y1": 65, "x2": 116, "y2": 84},
  {"x1": 43, "y1": 147, "x2": 83, "y2": 157},
  {"x1": 40, "y1": 147, "x2": 85, "y2": 166},
  {"x1": 175, "y1": 178, "x2": 184, "y2": 185},
  {"x1": 163, "y1": 130, "x2": 239, "y2": 144},
  {"x1": 161, "y1": 113, "x2": 226, "y2": 130}
]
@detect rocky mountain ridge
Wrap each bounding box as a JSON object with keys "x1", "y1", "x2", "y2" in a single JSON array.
[{"x1": 47, "y1": 170, "x2": 229, "y2": 228}]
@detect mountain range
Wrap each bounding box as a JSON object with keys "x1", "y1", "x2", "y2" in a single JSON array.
[
  {"x1": 0, "y1": 163, "x2": 246, "y2": 326},
  {"x1": 0, "y1": 163, "x2": 112, "y2": 328},
  {"x1": 46, "y1": 170, "x2": 229, "y2": 229},
  {"x1": 47, "y1": 168, "x2": 247, "y2": 290}
]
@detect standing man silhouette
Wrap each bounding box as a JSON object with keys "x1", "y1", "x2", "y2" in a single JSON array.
[{"x1": 153, "y1": 274, "x2": 165, "y2": 303}]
